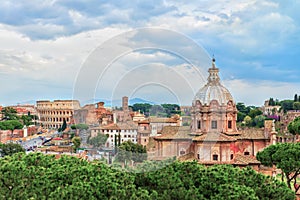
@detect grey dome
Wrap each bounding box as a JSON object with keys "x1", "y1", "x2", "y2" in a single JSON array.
[
  {"x1": 194, "y1": 59, "x2": 234, "y2": 105},
  {"x1": 194, "y1": 84, "x2": 233, "y2": 105}
]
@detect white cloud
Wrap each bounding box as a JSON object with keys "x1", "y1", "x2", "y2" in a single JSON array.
[
  {"x1": 0, "y1": 0, "x2": 300, "y2": 106},
  {"x1": 224, "y1": 79, "x2": 300, "y2": 106}
]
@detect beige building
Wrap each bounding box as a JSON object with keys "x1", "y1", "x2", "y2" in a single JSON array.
[
  {"x1": 153, "y1": 59, "x2": 274, "y2": 167},
  {"x1": 149, "y1": 115, "x2": 181, "y2": 136},
  {"x1": 36, "y1": 100, "x2": 80, "y2": 129},
  {"x1": 262, "y1": 100, "x2": 281, "y2": 116}
]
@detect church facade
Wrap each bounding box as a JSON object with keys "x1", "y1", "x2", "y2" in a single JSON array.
[{"x1": 153, "y1": 59, "x2": 275, "y2": 167}]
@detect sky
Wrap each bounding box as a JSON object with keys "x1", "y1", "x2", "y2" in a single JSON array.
[{"x1": 0, "y1": 0, "x2": 299, "y2": 107}]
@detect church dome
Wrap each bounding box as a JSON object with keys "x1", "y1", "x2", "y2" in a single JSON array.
[{"x1": 194, "y1": 59, "x2": 234, "y2": 105}]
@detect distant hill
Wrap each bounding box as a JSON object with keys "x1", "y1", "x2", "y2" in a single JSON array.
[
  {"x1": 13, "y1": 98, "x2": 156, "y2": 107},
  {"x1": 82, "y1": 97, "x2": 156, "y2": 107},
  {"x1": 129, "y1": 98, "x2": 156, "y2": 105}
]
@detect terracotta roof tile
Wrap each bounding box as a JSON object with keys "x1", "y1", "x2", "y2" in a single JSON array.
[
  {"x1": 237, "y1": 128, "x2": 267, "y2": 140},
  {"x1": 193, "y1": 132, "x2": 236, "y2": 142},
  {"x1": 154, "y1": 126, "x2": 193, "y2": 140},
  {"x1": 232, "y1": 153, "x2": 261, "y2": 165},
  {"x1": 99, "y1": 122, "x2": 138, "y2": 130},
  {"x1": 149, "y1": 117, "x2": 178, "y2": 123},
  {"x1": 178, "y1": 152, "x2": 195, "y2": 161}
]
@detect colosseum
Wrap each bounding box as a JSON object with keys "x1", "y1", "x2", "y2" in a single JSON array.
[{"x1": 36, "y1": 100, "x2": 81, "y2": 129}]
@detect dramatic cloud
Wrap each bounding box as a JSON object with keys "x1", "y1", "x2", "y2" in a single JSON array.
[{"x1": 0, "y1": 0, "x2": 299, "y2": 106}]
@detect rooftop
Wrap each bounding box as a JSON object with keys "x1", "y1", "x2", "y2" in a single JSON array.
[{"x1": 155, "y1": 126, "x2": 194, "y2": 140}]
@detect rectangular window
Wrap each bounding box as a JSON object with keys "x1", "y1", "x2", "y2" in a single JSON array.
[
  {"x1": 213, "y1": 154, "x2": 218, "y2": 161},
  {"x1": 211, "y1": 121, "x2": 217, "y2": 129},
  {"x1": 228, "y1": 120, "x2": 232, "y2": 129},
  {"x1": 197, "y1": 120, "x2": 201, "y2": 129}
]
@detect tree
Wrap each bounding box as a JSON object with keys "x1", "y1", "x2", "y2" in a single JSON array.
[
  {"x1": 252, "y1": 115, "x2": 265, "y2": 128},
  {"x1": 72, "y1": 136, "x2": 81, "y2": 152},
  {"x1": 237, "y1": 112, "x2": 246, "y2": 122},
  {"x1": 0, "y1": 143, "x2": 25, "y2": 157},
  {"x1": 116, "y1": 141, "x2": 147, "y2": 163},
  {"x1": 257, "y1": 143, "x2": 300, "y2": 193},
  {"x1": 0, "y1": 153, "x2": 295, "y2": 199},
  {"x1": 149, "y1": 105, "x2": 166, "y2": 117},
  {"x1": 269, "y1": 98, "x2": 275, "y2": 106},
  {"x1": 1, "y1": 107, "x2": 19, "y2": 121},
  {"x1": 248, "y1": 108, "x2": 262, "y2": 119},
  {"x1": 131, "y1": 103, "x2": 152, "y2": 116},
  {"x1": 58, "y1": 118, "x2": 67, "y2": 132},
  {"x1": 293, "y1": 102, "x2": 300, "y2": 110},
  {"x1": 161, "y1": 104, "x2": 181, "y2": 117},
  {"x1": 134, "y1": 160, "x2": 294, "y2": 200},
  {"x1": 243, "y1": 116, "x2": 252, "y2": 126},
  {"x1": 87, "y1": 133, "x2": 108, "y2": 148},
  {"x1": 288, "y1": 117, "x2": 300, "y2": 135},
  {"x1": 20, "y1": 115, "x2": 34, "y2": 126},
  {"x1": 70, "y1": 123, "x2": 89, "y2": 130},
  {"x1": 280, "y1": 100, "x2": 294, "y2": 113},
  {"x1": 0, "y1": 120, "x2": 23, "y2": 134},
  {"x1": 294, "y1": 94, "x2": 298, "y2": 102}
]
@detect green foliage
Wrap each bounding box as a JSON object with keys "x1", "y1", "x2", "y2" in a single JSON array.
[
  {"x1": 116, "y1": 141, "x2": 147, "y2": 163},
  {"x1": 244, "y1": 116, "x2": 252, "y2": 126},
  {"x1": 237, "y1": 103, "x2": 264, "y2": 126},
  {"x1": 0, "y1": 153, "x2": 295, "y2": 200},
  {"x1": 236, "y1": 102, "x2": 250, "y2": 115},
  {"x1": 130, "y1": 103, "x2": 181, "y2": 117},
  {"x1": 71, "y1": 123, "x2": 89, "y2": 130},
  {"x1": 294, "y1": 94, "x2": 298, "y2": 102},
  {"x1": 58, "y1": 118, "x2": 67, "y2": 132},
  {"x1": 0, "y1": 143, "x2": 25, "y2": 157},
  {"x1": 134, "y1": 161, "x2": 294, "y2": 200},
  {"x1": 87, "y1": 133, "x2": 108, "y2": 148},
  {"x1": 288, "y1": 117, "x2": 300, "y2": 135},
  {"x1": 293, "y1": 102, "x2": 300, "y2": 110},
  {"x1": 20, "y1": 115, "x2": 34, "y2": 126},
  {"x1": 1, "y1": 107, "x2": 18, "y2": 120},
  {"x1": 0, "y1": 120, "x2": 23, "y2": 131},
  {"x1": 237, "y1": 111, "x2": 246, "y2": 122},
  {"x1": 161, "y1": 104, "x2": 181, "y2": 117},
  {"x1": 257, "y1": 143, "x2": 300, "y2": 193},
  {"x1": 131, "y1": 103, "x2": 152, "y2": 116},
  {"x1": 149, "y1": 105, "x2": 166, "y2": 117},
  {"x1": 280, "y1": 100, "x2": 294, "y2": 113},
  {"x1": 72, "y1": 136, "x2": 81, "y2": 152},
  {"x1": 248, "y1": 108, "x2": 262, "y2": 119},
  {"x1": 251, "y1": 115, "x2": 266, "y2": 128}
]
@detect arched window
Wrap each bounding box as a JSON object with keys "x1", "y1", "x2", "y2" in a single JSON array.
[
  {"x1": 211, "y1": 120, "x2": 217, "y2": 129},
  {"x1": 197, "y1": 120, "x2": 201, "y2": 129},
  {"x1": 179, "y1": 148, "x2": 186, "y2": 156},
  {"x1": 228, "y1": 120, "x2": 232, "y2": 129}
]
